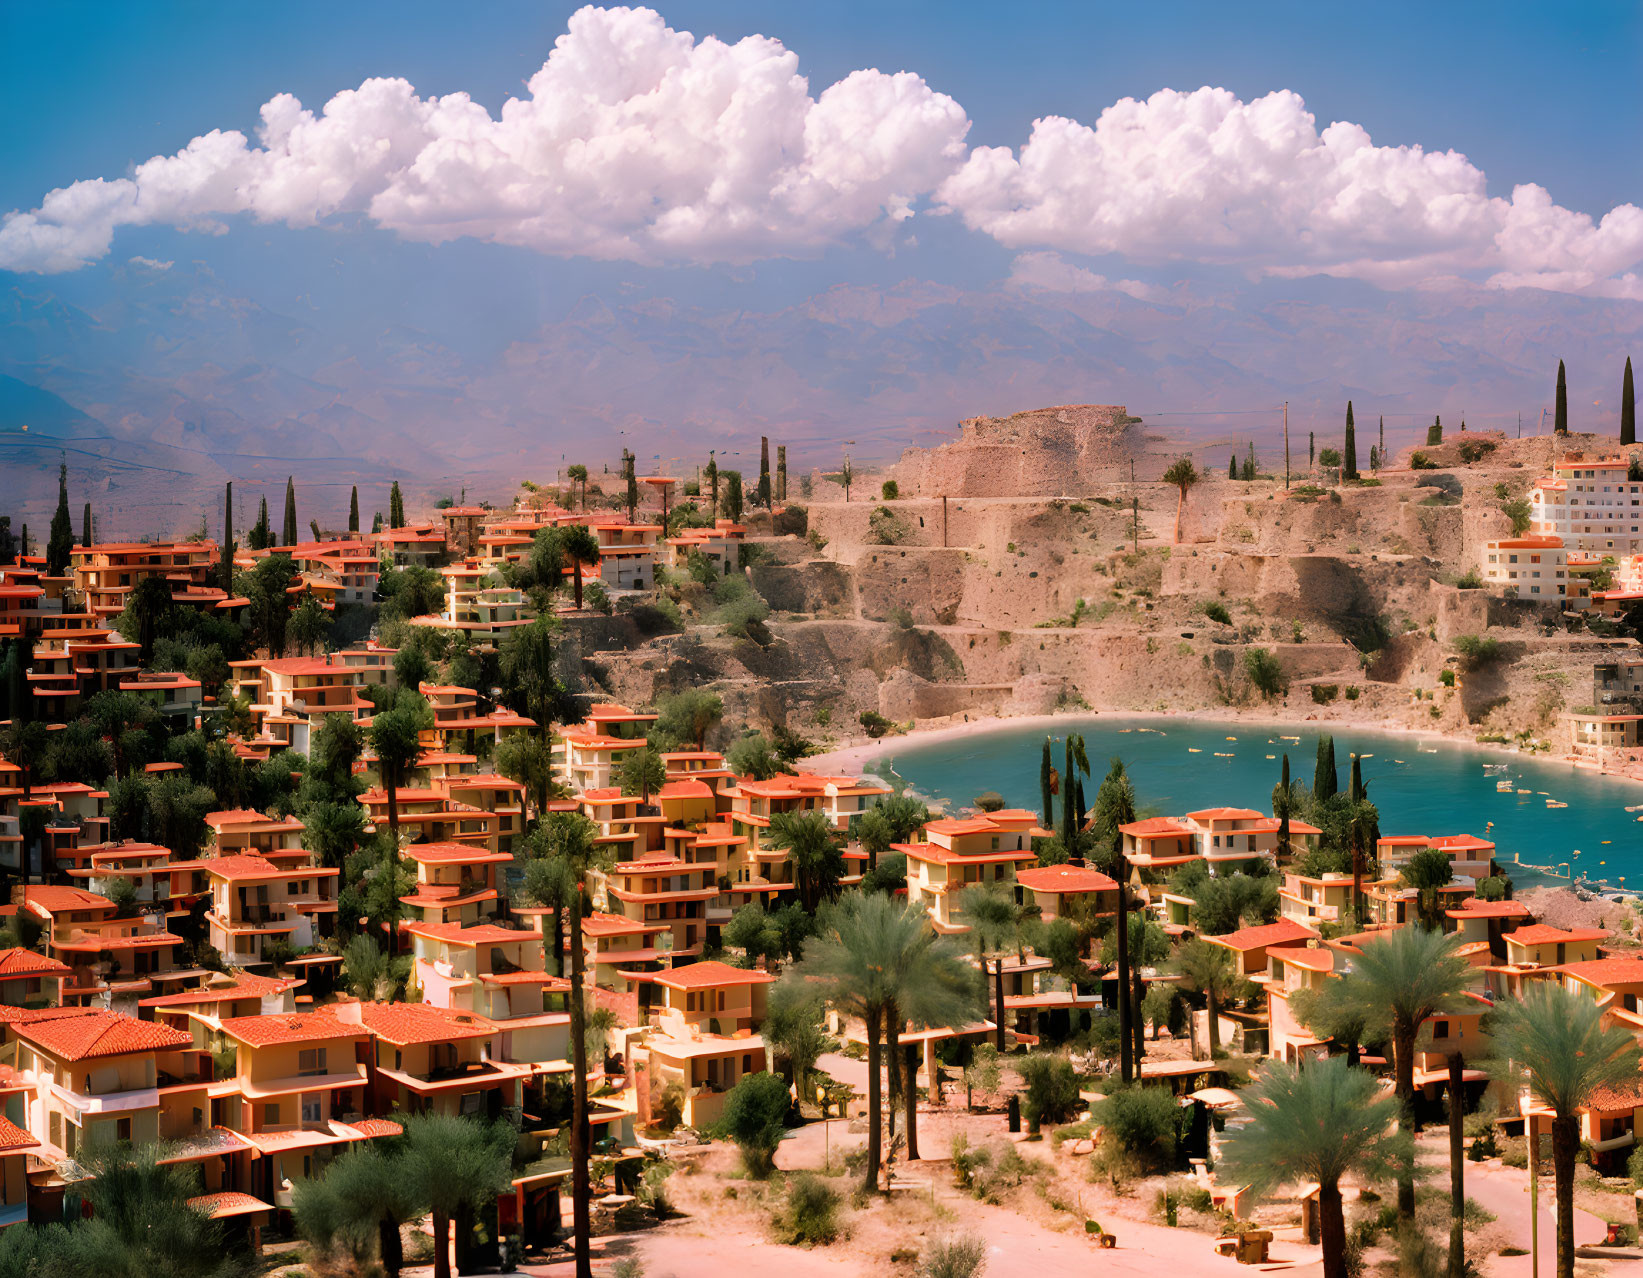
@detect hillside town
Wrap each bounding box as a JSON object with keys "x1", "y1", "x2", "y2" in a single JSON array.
[{"x1": 0, "y1": 394, "x2": 1642, "y2": 1278}]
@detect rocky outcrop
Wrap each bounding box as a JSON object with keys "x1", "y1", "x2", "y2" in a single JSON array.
[{"x1": 891, "y1": 404, "x2": 1153, "y2": 497}]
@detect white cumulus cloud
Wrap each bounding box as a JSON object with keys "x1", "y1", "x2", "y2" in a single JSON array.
[
  {"x1": 3, "y1": 18, "x2": 1641, "y2": 301},
  {"x1": 0, "y1": 5, "x2": 969, "y2": 273},
  {"x1": 937, "y1": 87, "x2": 1643, "y2": 298}
]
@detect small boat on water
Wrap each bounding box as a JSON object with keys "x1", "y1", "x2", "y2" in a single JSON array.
[
  {"x1": 1547, "y1": 800, "x2": 1568, "y2": 809},
  {"x1": 1214, "y1": 752, "x2": 1235, "y2": 758},
  {"x1": 1517, "y1": 789, "x2": 1531, "y2": 795},
  {"x1": 1188, "y1": 748, "x2": 1202, "y2": 753},
  {"x1": 1496, "y1": 781, "x2": 1514, "y2": 792},
  {"x1": 1266, "y1": 754, "x2": 1276, "y2": 760},
  {"x1": 1226, "y1": 736, "x2": 1237, "y2": 741}
]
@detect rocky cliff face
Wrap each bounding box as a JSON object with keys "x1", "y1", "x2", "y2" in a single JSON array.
[{"x1": 892, "y1": 403, "x2": 1156, "y2": 496}]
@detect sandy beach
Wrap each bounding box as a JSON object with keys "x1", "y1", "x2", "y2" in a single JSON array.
[{"x1": 807, "y1": 702, "x2": 1643, "y2": 788}]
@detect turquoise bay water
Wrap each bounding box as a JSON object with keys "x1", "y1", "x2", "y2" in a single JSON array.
[{"x1": 873, "y1": 716, "x2": 1643, "y2": 891}]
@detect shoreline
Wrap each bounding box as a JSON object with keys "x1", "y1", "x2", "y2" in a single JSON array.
[
  {"x1": 807, "y1": 704, "x2": 1643, "y2": 897},
  {"x1": 808, "y1": 703, "x2": 1643, "y2": 789}
]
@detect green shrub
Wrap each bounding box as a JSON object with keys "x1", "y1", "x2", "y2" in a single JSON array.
[
  {"x1": 973, "y1": 791, "x2": 1006, "y2": 812},
  {"x1": 1311, "y1": 683, "x2": 1339, "y2": 704},
  {"x1": 1345, "y1": 686, "x2": 1360, "y2": 700},
  {"x1": 869, "y1": 506, "x2": 909, "y2": 545},
  {"x1": 1319, "y1": 447, "x2": 1341, "y2": 468},
  {"x1": 1017, "y1": 1056, "x2": 1083, "y2": 1132},
  {"x1": 1410, "y1": 452, "x2": 1438, "y2": 470},
  {"x1": 920, "y1": 1234, "x2": 986, "y2": 1278},
  {"x1": 770, "y1": 1172, "x2": 840, "y2": 1245},
  {"x1": 881, "y1": 480, "x2": 900, "y2": 501},
  {"x1": 719, "y1": 1071, "x2": 791, "y2": 1176},
  {"x1": 859, "y1": 710, "x2": 892, "y2": 738},
  {"x1": 1244, "y1": 647, "x2": 1287, "y2": 699},
  {"x1": 1439, "y1": 669, "x2": 1456, "y2": 687},
  {"x1": 1452, "y1": 634, "x2": 1502, "y2": 670},
  {"x1": 1202, "y1": 600, "x2": 1232, "y2": 625},
  {"x1": 1095, "y1": 1085, "x2": 1181, "y2": 1173}
]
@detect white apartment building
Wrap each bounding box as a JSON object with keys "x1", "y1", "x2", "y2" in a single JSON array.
[
  {"x1": 1480, "y1": 535, "x2": 1571, "y2": 602},
  {"x1": 1530, "y1": 458, "x2": 1643, "y2": 554}
]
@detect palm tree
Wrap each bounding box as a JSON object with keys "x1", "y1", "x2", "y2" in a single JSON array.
[
  {"x1": 768, "y1": 810, "x2": 845, "y2": 912},
  {"x1": 1326, "y1": 925, "x2": 1472, "y2": 1225},
  {"x1": 885, "y1": 919, "x2": 977, "y2": 1160},
  {"x1": 400, "y1": 1113, "x2": 513, "y2": 1278},
  {"x1": 794, "y1": 894, "x2": 936, "y2": 1194},
  {"x1": 528, "y1": 811, "x2": 612, "y2": 1278},
  {"x1": 294, "y1": 1143, "x2": 420, "y2": 1277},
  {"x1": 1091, "y1": 757, "x2": 1137, "y2": 1079},
  {"x1": 1489, "y1": 983, "x2": 1642, "y2": 1278},
  {"x1": 1177, "y1": 938, "x2": 1238, "y2": 1056},
  {"x1": 959, "y1": 880, "x2": 1018, "y2": 1051},
  {"x1": 343, "y1": 933, "x2": 410, "y2": 1001},
  {"x1": 1221, "y1": 1056, "x2": 1404, "y2": 1278},
  {"x1": 559, "y1": 524, "x2": 600, "y2": 610},
  {"x1": 567, "y1": 463, "x2": 588, "y2": 510},
  {"x1": 495, "y1": 733, "x2": 555, "y2": 820},
  {"x1": 1162, "y1": 456, "x2": 1199, "y2": 544},
  {"x1": 66, "y1": 1145, "x2": 247, "y2": 1278}
]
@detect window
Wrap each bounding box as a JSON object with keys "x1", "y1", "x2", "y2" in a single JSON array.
[
  {"x1": 301, "y1": 1096, "x2": 323, "y2": 1124},
  {"x1": 264, "y1": 1103, "x2": 281, "y2": 1125},
  {"x1": 297, "y1": 1047, "x2": 328, "y2": 1076},
  {"x1": 459, "y1": 1091, "x2": 482, "y2": 1116},
  {"x1": 115, "y1": 1116, "x2": 132, "y2": 1142},
  {"x1": 1433, "y1": 1021, "x2": 1449, "y2": 1039}
]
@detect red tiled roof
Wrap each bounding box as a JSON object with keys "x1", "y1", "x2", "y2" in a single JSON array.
[
  {"x1": 205, "y1": 855, "x2": 333, "y2": 882},
  {"x1": 14, "y1": 1009, "x2": 193, "y2": 1060},
  {"x1": 0, "y1": 947, "x2": 72, "y2": 977},
  {"x1": 218, "y1": 1010, "x2": 371, "y2": 1047},
  {"x1": 1119, "y1": 817, "x2": 1192, "y2": 837},
  {"x1": 1184, "y1": 807, "x2": 1264, "y2": 820},
  {"x1": 358, "y1": 1002, "x2": 496, "y2": 1045},
  {"x1": 0, "y1": 1115, "x2": 37, "y2": 1152},
  {"x1": 1209, "y1": 919, "x2": 1320, "y2": 951},
  {"x1": 1505, "y1": 924, "x2": 1608, "y2": 946},
  {"x1": 652, "y1": 960, "x2": 777, "y2": 990},
  {"x1": 22, "y1": 885, "x2": 113, "y2": 914},
  {"x1": 1446, "y1": 899, "x2": 1532, "y2": 919},
  {"x1": 1014, "y1": 865, "x2": 1118, "y2": 894},
  {"x1": 188, "y1": 1191, "x2": 273, "y2": 1218},
  {"x1": 1555, "y1": 958, "x2": 1643, "y2": 987},
  {"x1": 404, "y1": 922, "x2": 533, "y2": 947}
]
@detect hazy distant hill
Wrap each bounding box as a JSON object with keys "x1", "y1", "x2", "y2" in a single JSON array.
[{"x1": 3, "y1": 267, "x2": 1640, "y2": 536}]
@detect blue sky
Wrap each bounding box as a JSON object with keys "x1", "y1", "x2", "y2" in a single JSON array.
[
  {"x1": 1, "y1": 1, "x2": 1640, "y2": 528},
  {"x1": 5, "y1": 1, "x2": 1639, "y2": 319}
]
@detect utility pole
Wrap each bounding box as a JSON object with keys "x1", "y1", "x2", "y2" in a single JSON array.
[
  {"x1": 1131, "y1": 498, "x2": 1138, "y2": 553},
  {"x1": 1283, "y1": 401, "x2": 1290, "y2": 489},
  {"x1": 941, "y1": 495, "x2": 949, "y2": 549}
]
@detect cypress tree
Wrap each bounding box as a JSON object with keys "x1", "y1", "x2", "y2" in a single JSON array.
[
  {"x1": 1243, "y1": 441, "x2": 1255, "y2": 481},
  {"x1": 389, "y1": 482, "x2": 405, "y2": 529},
  {"x1": 1622, "y1": 357, "x2": 1635, "y2": 447},
  {"x1": 46, "y1": 462, "x2": 73, "y2": 577},
  {"x1": 776, "y1": 445, "x2": 787, "y2": 502},
  {"x1": 1277, "y1": 754, "x2": 1291, "y2": 858},
  {"x1": 705, "y1": 456, "x2": 719, "y2": 519},
  {"x1": 281, "y1": 476, "x2": 298, "y2": 547},
  {"x1": 1342, "y1": 401, "x2": 1358, "y2": 479},
  {"x1": 1039, "y1": 737, "x2": 1054, "y2": 830},
  {"x1": 625, "y1": 454, "x2": 638, "y2": 523},
  {"x1": 19, "y1": 525, "x2": 29, "y2": 558},
  {"x1": 1229, "y1": 452, "x2": 1237, "y2": 480},
  {"x1": 1555, "y1": 359, "x2": 1568, "y2": 435},
  {"x1": 221, "y1": 482, "x2": 235, "y2": 591},
  {"x1": 757, "y1": 436, "x2": 771, "y2": 508},
  {"x1": 1308, "y1": 431, "x2": 1315, "y2": 466},
  {"x1": 81, "y1": 502, "x2": 91, "y2": 547},
  {"x1": 371, "y1": 510, "x2": 383, "y2": 534},
  {"x1": 1349, "y1": 753, "x2": 1365, "y2": 804},
  {"x1": 723, "y1": 471, "x2": 744, "y2": 523},
  {"x1": 1378, "y1": 415, "x2": 1384, "y2": 463},
  {"x1": 1314, "y1": 734, "x2": 1338, "y2": 802},
  {"x1": 0, "y1": 517, "x2": 13, "y2": 566},
  {"x1": 252, "y1": 497, "x2": 271, "y2": 550},
  {"x1": 348, "y1": 486, "x2": 359, "y2": 534}
]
